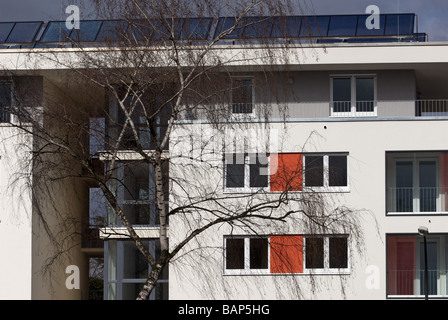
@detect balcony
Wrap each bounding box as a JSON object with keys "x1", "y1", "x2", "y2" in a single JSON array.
[
  {"x1": 416, "y1": 100, "x2": 448, "y2": 117},
  {"x1": 232, "y1": 102, "x2": 254, "y2": 114},
  {"x1": 387, "y1": 187, "x2": 448, "y2": 214},
  {"x1": 0, "y1": 106, "x2": 11, "y2": 122},
  {"x1": 388, "y1": 269, "x2": 448, "y2": 297},
  {"x1": 386, "y1": 151, "x2": 448, "y2": 215},
  {"x1": 284, "y1": 99, "x2": 448, "y2": 120},
  {"x1": 387, "y1": 234, "x2": 448, "y2": 298}
]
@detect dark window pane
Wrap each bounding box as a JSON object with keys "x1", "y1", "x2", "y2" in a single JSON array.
[
  {"x1": 250, "y1": 238, "x2": 268, "y2": 269},
  {"x1": 329, "y1": 237, "x2": 348, "y2": 268},
  {"x1": 419, "y1": 161, "x2": 437, "y2": 212},
  {"x1": 226, "y1": 238, "x2": 245, "y2": 269},
  {"x1": 305, "y1": 156, "x2": 324, "y2": 187},
  {"x1": 123, "y1": 163, "x2": 150, "y2": 200},
  {"x1": 226, "y1": 154, "x2": 245, "y2": 188},
  {"x1": 6, "y1": 22, "x2": 42, "y2": 43},
  {"x1": 327, "y1": 15, "x2": 358, "y2": 37},
  {"x1": 232, "y1": 79, "x2": 253, "y2": 114},
  {"x1": 356, "y1": 77, "x2": 374, "y2": 112},
  {"x1": 123, "y1": 204, "x2": 153, "y2": 226},
  {"x1": 122, "y1": 283, "x2": 144, "y2": 300},
  {"x1": 329, "y1": 156, "x2": 348, "y2": 187},
  {"x1": 306, "y1": 237, "x2": 324, "y2": 269},
  {"x1": 0, "y1": 84, "x2": 11, "y2": 123},
  {"x1": 249, "y1": 154, "x2": 268, "y2": 188},
  {"x1": 396, "y1": 161, "x2": 413, "y2": 212},
  {"x1": 123, "y1": 240, "x2": 149, "y2": 279},
  {"x1": 0, "y1": 23, "x2": 14, "y2": 43},
  {"x1": 333, "y1": 78, "x2": 351, "y2": 112},
  {"x1": 0, "y1": 84, "x2": 11, "y2": 106}
]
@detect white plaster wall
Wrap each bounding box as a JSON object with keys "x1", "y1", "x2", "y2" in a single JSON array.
[
  {"x1": 0, "y1": 125, "x2": 33, "y2": 299},
  {"x1": 168, "y1": 119, "x2": 448, "y2": 300}
]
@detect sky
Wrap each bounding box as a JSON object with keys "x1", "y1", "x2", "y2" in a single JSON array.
[{"x1": 0, "y1": 0, "x2": 447, "y2": 41}]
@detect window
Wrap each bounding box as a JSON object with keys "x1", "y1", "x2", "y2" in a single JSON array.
[
  {"x1": 387, "y1": 234, "x2": 448, "y2": 298},
  {"x1": 107, "y1": 89, "x2": 172, "y2": 151},
  {"x1": 224, "y1": 234, "x2": 349, "y2": 275},
  {"x1": 331, "y1": 75, "x2": 376, "y2": 117},
  {"x1": 225, "y1": 153, "x2": 269, "y2": 191},
  {"x1": 386, "y1": 152, "x2": 448, "y2": 214},
  {"x1": 231, "y1": 78, "x2": 253, "y2": 114},
  {"x1": 224, "y1": 153, "x2": 348, "y2": 192},
  {"x1": 105, "y1": 239, "x2": 168, "y2": 300},
  {"x1": 225, "y1": 236, "x2": 269, "y2": 274},
  {"x1": 303, "y1": 154, "x2": 349, "y2": 191},
  {"x1": 107, "y1": 161, "x2": 168, "y2": 226},
  {"x1": 0, "y1": 83, "x2": 12, "y2": 122},
  {"x1": 304, "y1": 236, "x2": 349, "y2": 273}
]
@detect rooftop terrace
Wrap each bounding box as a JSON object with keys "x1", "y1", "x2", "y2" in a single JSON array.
[{"x1": 0, "y1": 13, "x2": 427, "y2": 49}]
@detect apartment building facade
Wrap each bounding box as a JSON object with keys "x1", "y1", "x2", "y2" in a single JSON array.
[{"x1": 0, "y1": 14, "x2": 448, "y2": 300}]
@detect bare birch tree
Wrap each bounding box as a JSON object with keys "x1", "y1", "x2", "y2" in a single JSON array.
[{"x1": 2, "y1": 0, "x2": 375, "y2": 299}]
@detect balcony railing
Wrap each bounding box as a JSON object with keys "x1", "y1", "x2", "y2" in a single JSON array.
[
  {"x1": 416, "y1": 100, "x2": 448, "y2": 117},
  {"x1": 331, "y1": 101, "x2": 376, "y2": 117},
  {"x1": 82, "y1": 227, "x2": 104, "y2": 248},
  {"x1": 387, "y1": 187, "x2": 448, "y2": 213},
  {"x1": 232, "y1": 102, "x2": 253, "y2": 114},
  {"x1": 388, "y1": 269, "x2": 448, "y2": 296},
  {"x1": 0, "y1": 106, "x2": 11, "y2": 123}
]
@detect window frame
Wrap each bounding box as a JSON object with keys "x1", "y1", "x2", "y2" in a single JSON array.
[
  {"x1": 0, "y1": 81, "x2": 14, "y2": 123},
  {"x1": 302, "y1": 153, "x2": 350, "y2": 192},
  {"x1": 224, "y1": 236, "x2": 270, "y2": 275},
  {"x1": 386, "y1": 233, "x2": 448, "y2": 298},
  {"x1": 107, "y1": 161, "x2": 167, "y2": 227},
  {"x1": 104, "y1": 238, "x2": 169, "y2": 300},
  {"x1": 223, "y1": 234, "x2": 350, "y2": 276},
  {"x1": 303, "y1": 235, "x2": 350, "y2": 275},
  {"x1": 386, "y1": 152, "x2": 443, "y2": 214},
  {"x1": 230, "y1": 76, "x2": 255, "y2": 117},
  {"x1": 224, "y1": 153, "x2": 270, "y2": 193},
  {"x1": 330, "y1": 74, "x2": 377, "y2": 117}
]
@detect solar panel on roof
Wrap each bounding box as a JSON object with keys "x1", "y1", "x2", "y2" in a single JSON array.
[
  {"x1": 385, "y1": 14, "x2": 414, "y2": 36},
  {"x1": 181, "y1": 18, "x2": 213, "y2": 40},
  {"x1": 356, "y1": 14, "x2": 386, "y2": 36},
  {"x1": 95, "y1": 20, "x2": 128, "y2": 42},
  {"x1": 270, "y1": 16, "x2": 302, "y2": 38},
  {"x1": 40, "y1": 21, "x2": 72, "y2": 42},
  {"x1": 327, "y1": 15, "x2": 358, "y2": 37},
  {"x1": 241, "y1": 17, "x2": 275, "y2": 39},
  {"x1": 148, "y1": 19, "x2": 170, "y2": 40},
  {"x1": 70, "y1": 20, "x2": 102, "y2": 42},
  {"x1": 214, "y1": 17, "x2": 242, "y2": 39},
  {"x1": 0, "y1": 23, "x2": 14, "y2": 43},
  {"x1": 6, "y1": 22, "x2": 42, "y2": 43},
  {"x1": 300, "y1": 16, "x2": 330, "y2": 37}
]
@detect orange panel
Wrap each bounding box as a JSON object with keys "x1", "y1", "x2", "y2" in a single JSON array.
[
  {"x1": 270, "y1": 235, "x2": 303, "y2": 274},
  {"x1": 270, "y1": 153, "x2": 303, "y2": 192},
  {"x1": 386, "y1": 236, "x2": 416, "y2": 296}
]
